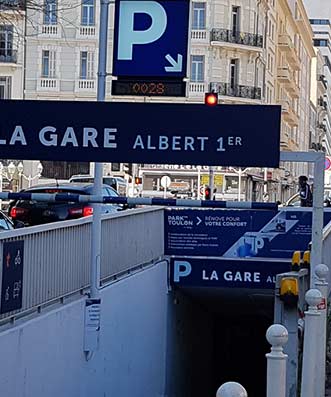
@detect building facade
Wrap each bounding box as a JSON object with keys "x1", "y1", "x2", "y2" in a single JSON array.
[
  {"x1": 1, "y1": 0, "x2": 319, "y2": 200},
  {"x1": 0, "y1": 0, "x2": 25, "y2": 99}
]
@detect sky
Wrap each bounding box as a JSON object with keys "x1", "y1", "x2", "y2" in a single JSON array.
[{"x1": 303, "y1": 0, "x2": 331, "y2": 19}]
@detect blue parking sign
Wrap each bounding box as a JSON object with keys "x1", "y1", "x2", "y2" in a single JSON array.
[{"x1": 113, "y1": 0, "x2": 190, "y2": 77}]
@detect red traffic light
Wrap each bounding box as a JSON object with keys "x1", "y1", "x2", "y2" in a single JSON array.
[
  {"x1": 204, "y1": 187, "x2": 211, "y2": 200},
  {"x1": 205, "y1": 92, "x2": 218, "y2": 106}
]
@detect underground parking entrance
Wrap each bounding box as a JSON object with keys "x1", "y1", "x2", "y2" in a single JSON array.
[{"x1": 164, "y1": 286, "x2": 274, "y2": 397}]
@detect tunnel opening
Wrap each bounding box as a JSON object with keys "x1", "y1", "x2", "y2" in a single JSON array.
[{"x1": 165, "y1": 288, "x2": 274, "y2": 397}]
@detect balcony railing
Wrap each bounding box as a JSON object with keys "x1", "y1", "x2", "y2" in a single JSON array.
[
  {"x1": 79, "y1": 26, "x2": 96, "y2": 36},
  {"x1": 191, "y1": 29, "x2": 207, "y2": 40},
  {"x1": 0, "y1": 50, "x2": 17, "y2": 63},
  {"x1": 41, "y1": 25, "x2": 58, "y2": 35},
  {"x1": 78, "y1": 79, "x2": 96, "y2": 90},
  {"x1": 318, "y1": 74, "x2": 328, "y2": 89},
  {"x1": 189, "y1": 82, "x2": 206, "y2": 93},
  {"x1": 39, "y1": 78, "x2": 58, "y2": 89},
  {"x1": 0, "y1": 0, "x2": 24, "y2": 10},
  {"x1": 211, "y1": 28, "x2": 263, "y2": 48},
  {"x1": 210, "y1": 82, "x2": 262, "y2": 100}
]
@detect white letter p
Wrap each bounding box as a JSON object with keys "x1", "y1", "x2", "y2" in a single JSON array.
[
  {"x1": 118, "y1": 1, "x2": 167, "y2": 60},
  {"x1": 174, "y1": 261, "x2": 192, "y2": 283}
]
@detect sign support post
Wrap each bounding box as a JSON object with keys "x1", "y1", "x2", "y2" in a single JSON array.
[
  {"x1": 280, "y1": 151, "x2": 325, "y2": 288},
  {"x1": 90, "y1": 0, "x2": 111, "y2": 300},
  {"x1": 84, "y1": 0, "x2": 111, "y2": 356}
]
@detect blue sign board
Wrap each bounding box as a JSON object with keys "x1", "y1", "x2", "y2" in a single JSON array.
[
  {"x1": 164, "y1": 209, "x2": 331, "y2": 259},
  {"x1": 0, "y1": 100, "x2": 281, "y2": 167},
  {"x1": 113, "y1": 0, "x2": 190, "y2": 77},
  {"x1": 0, "y1": 240, "x2": 24, "y2": 314},
  {"x1": 170, "y1": 257, "x2": 291, "y2": 289}
]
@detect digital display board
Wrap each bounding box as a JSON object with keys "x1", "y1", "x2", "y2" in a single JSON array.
[{"x1": 112, "y1": 80, "x2": 186, "y2": 97}]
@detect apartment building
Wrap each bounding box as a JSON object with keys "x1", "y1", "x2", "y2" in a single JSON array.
[
  {"x1": 0, "y1": 0, "x2": 25, "y2": 99},
  {"x1": 5, "y1": 0, "x2": 316, "y2": 200}
]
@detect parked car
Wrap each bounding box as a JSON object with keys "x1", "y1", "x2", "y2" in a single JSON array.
[
  {"x1": 9, "y1": 183, "x2": 123, "y2": 227},
  {"x1": 0, "y1": 210, "x2": 23, "y2": 231},
  {"x1": 69, "y1": 175, "x2": 128, "y2": 196}
]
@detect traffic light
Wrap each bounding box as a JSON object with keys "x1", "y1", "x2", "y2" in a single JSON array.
[
  {"x1": 204, "y1": 186, "x2": 211, "y2": 200},
  {"x1": 135, "y1": 177, "x2": 142, "y2": 185},
  {"x1": 205, "y1": 92, "x2": 218, "y2": 106}
]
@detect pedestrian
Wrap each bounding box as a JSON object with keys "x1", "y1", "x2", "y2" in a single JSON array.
[{"x1": 298, "y1": 175, "x2": 313, "y2": 207}]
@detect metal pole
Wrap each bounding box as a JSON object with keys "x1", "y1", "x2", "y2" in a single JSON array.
[
  {"x1": 265, "y1": 324, "x2": 288, "y2": 397},
  {"x1": 311, "y1": 152, "x2": 325, "y2": 288},
  {"x1": 90, "y1": 0, "x2": 110, "y2": 299},
  {"x1": 197, "y1": 166, "x2": 201, "y2": 199},
  {"x1": 209, "y1": 166, "x2": 215, "y2": 199},
  {"x1": 238, "y1": 167, "x2": 241, "y2": 201},
  {"x1": 301, "y1": 289, "x2": 323, "y2": 397},
  {"x1": 315, "y1": 264, "x2": 329, "y2": 397},
  {"x1": 0, "y1": 163, "x2": 3, "y2": 211}
]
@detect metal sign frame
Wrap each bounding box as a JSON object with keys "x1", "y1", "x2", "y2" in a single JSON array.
[{"x1": 280, "y1": 151, "x2": 325, "y2": 288}]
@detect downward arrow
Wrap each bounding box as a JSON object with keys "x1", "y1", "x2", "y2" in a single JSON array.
[{"x1": 165, "y1": 54, "x2": 183, "y2": 72}]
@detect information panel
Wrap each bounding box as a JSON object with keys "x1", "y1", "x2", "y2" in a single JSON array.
[
  {"x1": 0, "y1": 240, "x2": 24, "y2": 314},
  {"x1": 164, "y1": 209, "x2": 331, "y2": 259},
  {"x1": 0, "y1": 100, "x2": 281, "y2": 167}
]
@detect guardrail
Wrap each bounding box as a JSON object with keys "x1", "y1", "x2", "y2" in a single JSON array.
[{"x1": 0, "y1": 207, "x2": 164, "y2": 323}]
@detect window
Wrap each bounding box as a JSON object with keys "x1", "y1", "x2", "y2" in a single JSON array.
[
  {"x1": 0, "y1": 25, "x2": 13, "y2": 60},
  {"x1": 44, "y1": 0, "x2": 57, "y2": 25},
  {"x1": 42, "y1": 50, "x2": 56, "y2": 78},
  {"x1": 190, "y1": 55, "x2": 204, "y2": 82},
  {"x1": 0, "y1": 76, "x2": 11, "y2": 99},
  {"x1": 231, "y1": 6, "x2": 240, "y2": 36},
  {"x1": 82, "y1": 0, "x2": 95, "y2": 26},
  {"x1": 80, "y1": 51, "x2": 94, "y2": 79},
  {"x1": 309, "y1": 19, "x2": 330, "y2": 26},
  {"x1": 230, "y1": 59, "x2": 239, "y2": 88},
  {"x1": 192, "y1": 3, "x2": 205, "y2": 30}
]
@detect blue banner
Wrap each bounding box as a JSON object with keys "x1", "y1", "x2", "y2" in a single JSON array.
[
  {"x1": 164, "y1": 209, "x2": 331, "y2": 259},
  {"x1": 0, "y1": 100, "x2": 281, "y2": 167},
  {"x1": 170, "y1": 257, "x2": 291, "y2": 289}
]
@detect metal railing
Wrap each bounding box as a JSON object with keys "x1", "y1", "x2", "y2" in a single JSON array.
[
  {"x1": 210, "y1": 82, "x2": 262, "y2": 100},
  {"x1": 0, "y1": 207, "x2": 164, "y2": 323},
  {"x1": 211, "y1": 28, "x2": 263, "y2": 48},
  {"x1": 0, "y1": 50, "x2": 17, "y2": 63}
]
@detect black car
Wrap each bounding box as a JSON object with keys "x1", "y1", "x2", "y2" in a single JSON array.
[
  {"x1": 0, "y1": 210, "x2": 19, "y2": 231},
  {"x1": 9, "y1": 183, "x2": 122, "y2": 226}
]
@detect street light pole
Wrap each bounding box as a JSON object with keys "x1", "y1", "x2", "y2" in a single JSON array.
[{"x1": 17, "y1": 161, "x2": 43, "y2": 188}]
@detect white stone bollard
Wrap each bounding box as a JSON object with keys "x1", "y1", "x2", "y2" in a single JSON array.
[
  {"x1": 301, "y1": 288, "x2": 323, "y2": 397},
  {"x1": 265, "y1": 324, "x2": 288, "y2": 397},
  {"x1": 216, "y1": 382, "x2": 248, "y2": 397},
  {"x1": 315, "y1": 264, "x2": 329, "y2": 397}
]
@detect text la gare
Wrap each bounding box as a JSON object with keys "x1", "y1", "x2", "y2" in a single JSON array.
[{"x1": 1, "y1": 125, "x2": 243, "y2": 152}]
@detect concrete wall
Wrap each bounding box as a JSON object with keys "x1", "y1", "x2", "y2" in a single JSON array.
[{"x1": 0, "y1": 261, "x2": 169, "y2": 397}]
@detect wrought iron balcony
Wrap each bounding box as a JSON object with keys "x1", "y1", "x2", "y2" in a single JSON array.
[
  {"x1": 0, "y1": 50, "x2": 17, "y2": 63},
  {"x1": 211, "y1": 28, "x2": 263, "y2": 48},
  {"x1": 210, "y1": 82, "x2": 262, "y2": 100},
  {"x1": 0, "y1": 0, "x2": 25, "y2": 10}
]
